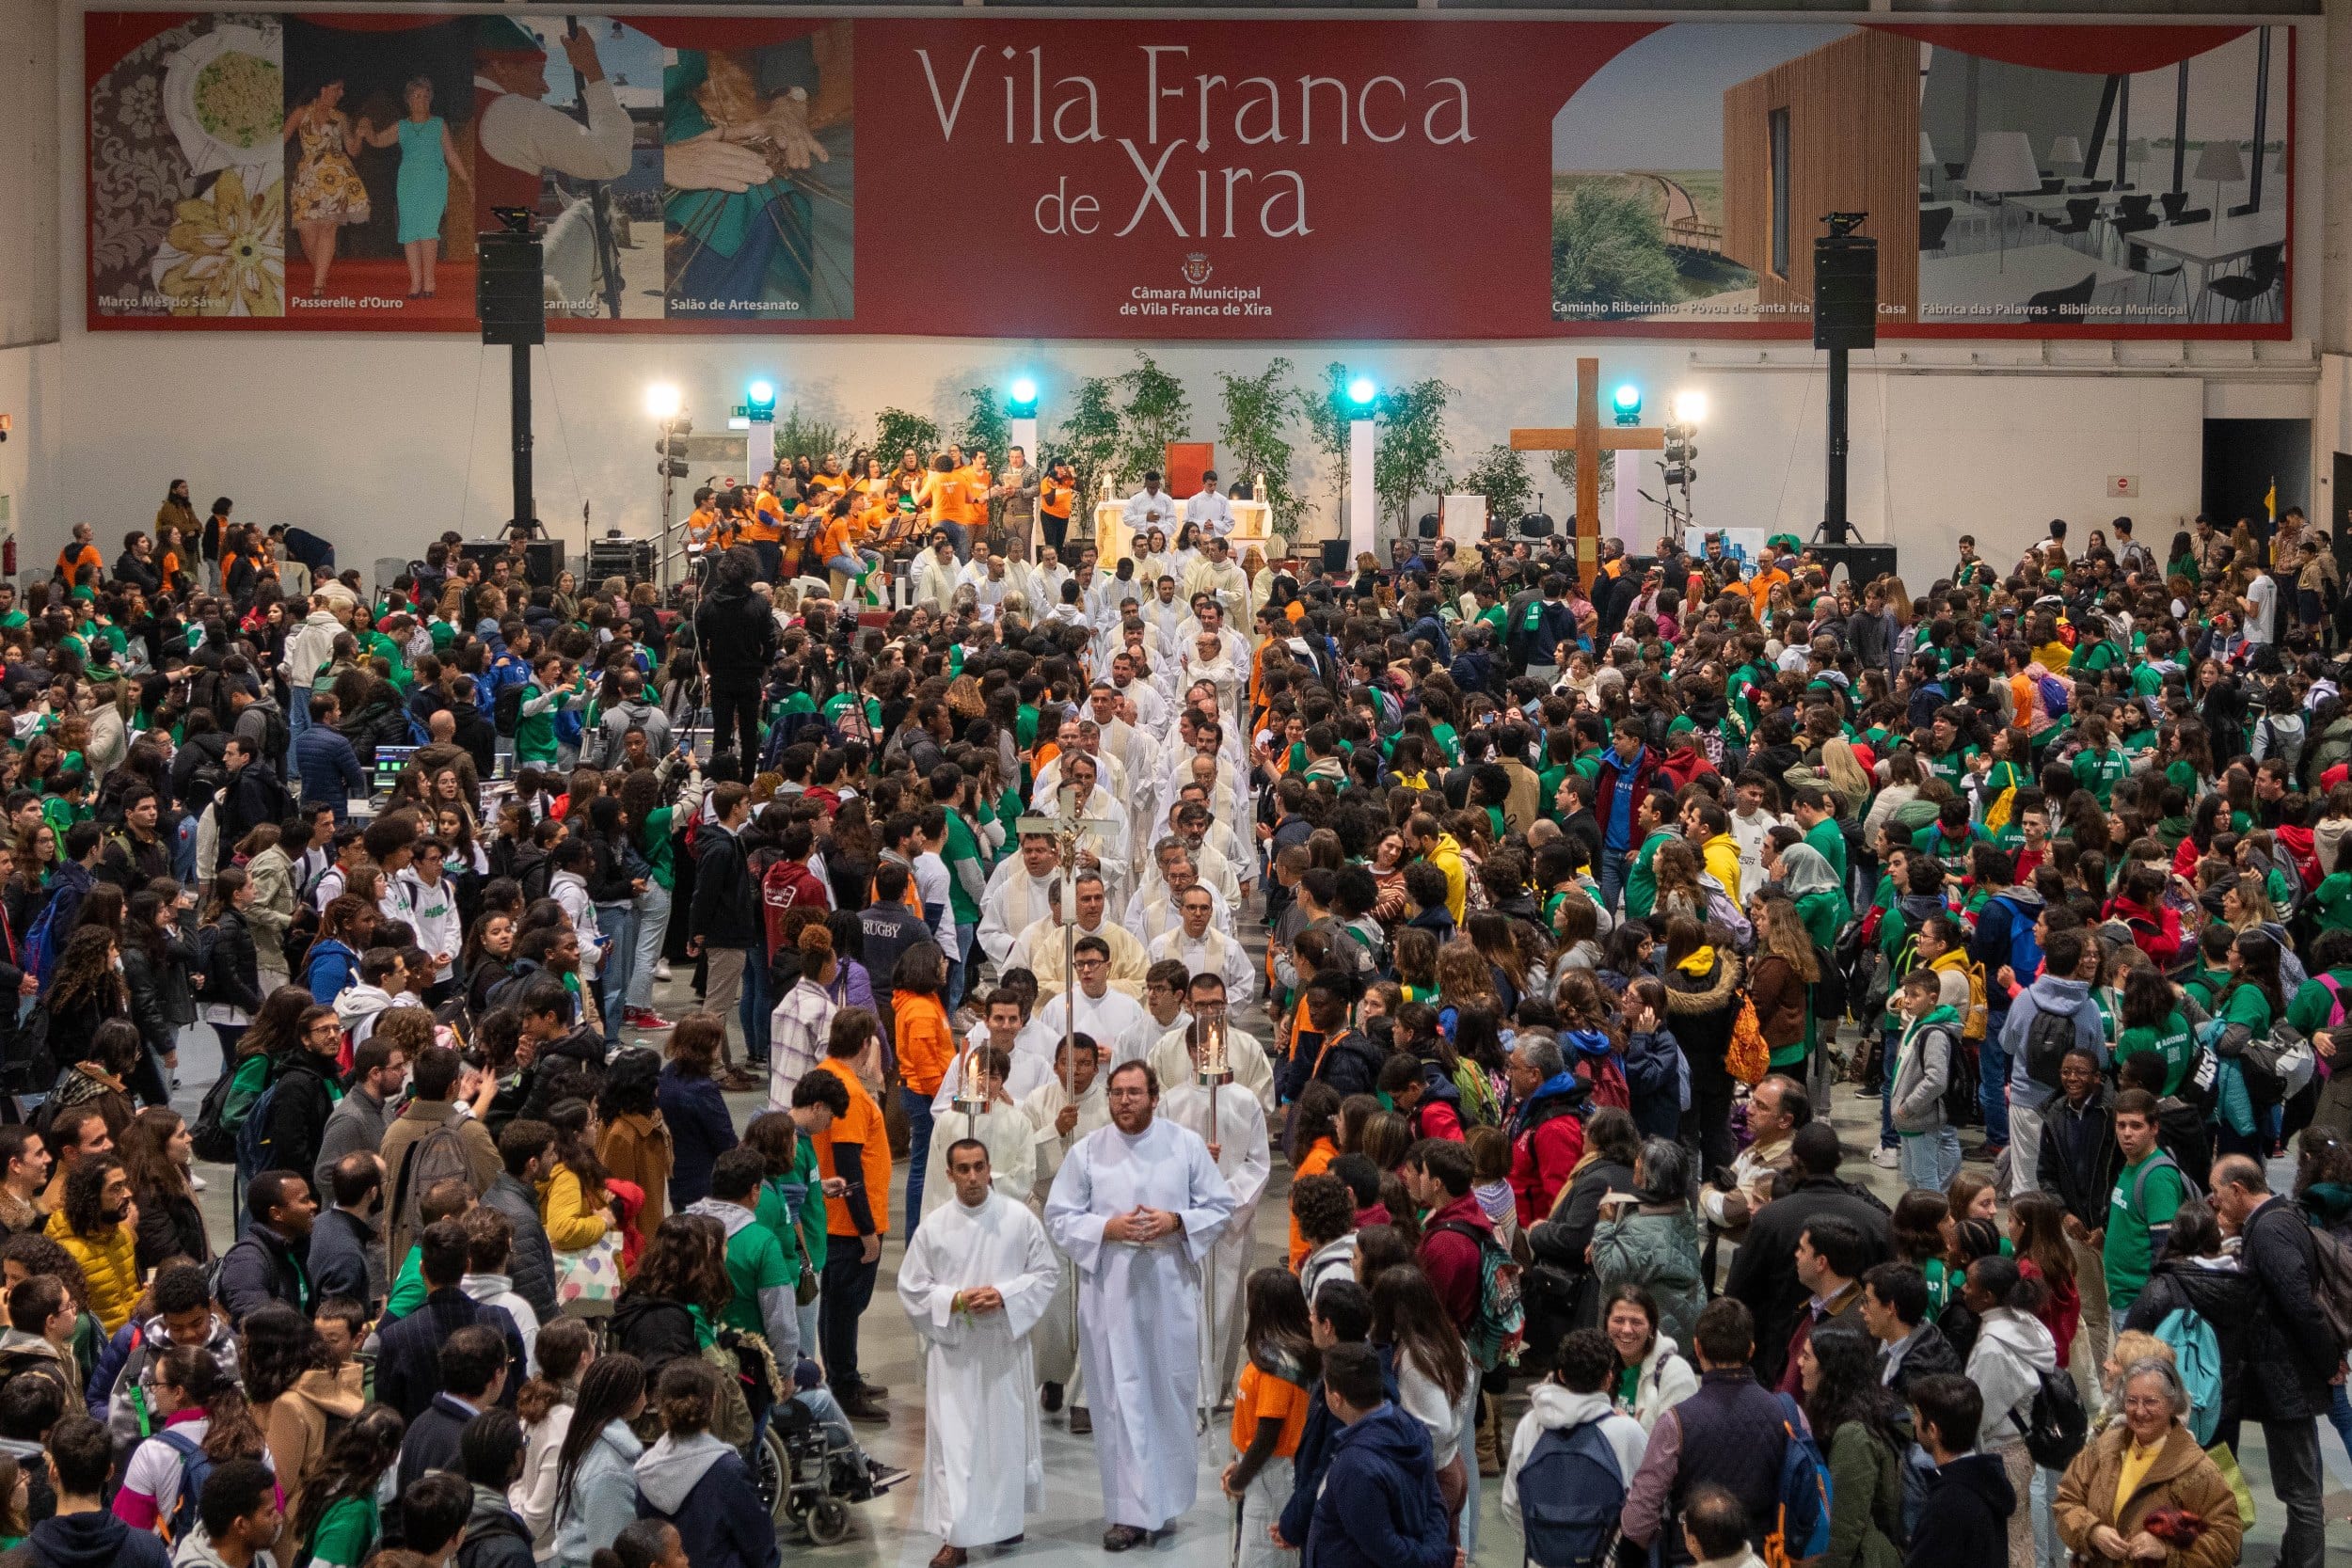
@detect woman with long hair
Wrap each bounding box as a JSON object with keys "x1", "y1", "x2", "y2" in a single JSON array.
[
  {"x1": 1285, "y1": 1082, "x2": 1343, "y2": 1269},
  {"x1": 611, "y1": 1214, "x2": 731, "y2": 1376},
  {"x1": 2008, "y1": 1189, "x2": 2081, "y2": 1372},
  {"x1": 119, "y1": 1106, "x2": 207, "y2": 1269},
  {"x1": 1371, "y1": 1265, "x2": 1477, "y2": 1544},
  {"x1": 111, "y1": 1341, "x2": 269, "y2": 1533},
  {"x1": 598, "y1": 1047, "x2": 674, "y2": 1249},
  {"x1": 655, "y1": 1012, "x2": 739, "y2": 1211},
  {"x1": 198, "y1": 864, "x2": 265, "y2": 1051},
  {"x1": 1661, "y1": 915, "x2": 1744, "y2": 1173},
  {"x1": 2215, "y1": 927, "x2": 2287, "y2": 1156},
  {"x1": 1750, "y1": 896, "x2": 1821, "y2": 1075},
  {"x1": 288, "y1": 1403, "x2": 405, "y2": 1568},
  {"x1": 1598, "y1": 1282, "x2": 1698, "y2": 1433},
  {"x1": 45, "y1": 927, "x2": 132, "y2": 1097},
  {"x1": 552, "y1": 1352, "x2": 649, "y2": 1568},
  {"x1": 1220, "y1": 1269, "x2": 1318, "y2": 1568},
  {"x1": 1797, "y1": 1319, "x2": 1904, "y2": 1568},
  {"x1": 514, "y1": 1316, "x2": 597, "y2": 1557},
  {"x1": 117, "y1": 888, "x2": 183, "y2": 1107},
  {"x1": 243, "y1": 1302, "x2": 362, "y2": 1525},
  {"x1": 542, "y1": 1097, "x2": 619, "y2": 1258},
  {"x1": 462, "y1": 908, "x2": 519, "y2": 1015}
]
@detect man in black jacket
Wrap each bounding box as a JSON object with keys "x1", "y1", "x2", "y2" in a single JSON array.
[
  {"x1": 1905, "y1": 1373, "x2": 2013, "y2": 1568},
  {"x1": 2036, "y1": 1047, "x2": 2122, "y2": 1376},
  {"x1": 255, "y1": 1004, "x2": 345, "y2": 1183},
  {"x1": 856, "y1": 863, "x2": 931, "y2": 1045},
  {"x1": 375, "y1": 1221, "x2": 526, "y2": 1424},
  {"x1": 393, "y1": 1324, "x2": 510, "y2": 1500},
  {"x1": 217, "y1": 1170, "x2": 318, "y2": 1324},
  {"x1": 481, "y1": 1121, "x2": 561, "y2": 1327},
  {"x1": 691, "y1": 546, "x2": 780, "y2": 765},
  {"x1": 2210, "y1": 1154, "x2": 2340, "y2": 1568},
  {"x1": 309, "y1": 1153, "x2": 387, "y2": 1318},
  {"x1": 687, "y1": 781, "x2": 761, "y2": 1082},
  {"x1": 1722, "y1": 1123, "x2": 1892, "y2": 1387},
  {"x1": 216, "y1": 735, "x2": 294, "y2": 872},
  {"x1": 1859, "y1": 1261, "x2": 1963, "y2": 1399}
]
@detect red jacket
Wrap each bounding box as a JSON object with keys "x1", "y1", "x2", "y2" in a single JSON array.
[
  {"x1": 1590, "y1": 745, "x2": 1661, "y2": 853},
  {"x1": 2105, "y1": 893, "x2": 2182, "y2": 970},
  {"x1": 1418, "y1": 1192, "x2": 1495, "y2": 1332},
  {"x1": 1507, "y1": 1077, "x2": 1590, "y2": 1226}
]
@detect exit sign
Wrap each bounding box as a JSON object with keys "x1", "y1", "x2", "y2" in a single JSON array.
[{"x1": 2107, "y1": 475, "x2": 2139, "y2": 499}]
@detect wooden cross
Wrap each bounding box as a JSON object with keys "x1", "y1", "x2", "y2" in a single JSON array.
[{"x1": 1510, "y1": 356, "x2": 1667, "y2": 587}]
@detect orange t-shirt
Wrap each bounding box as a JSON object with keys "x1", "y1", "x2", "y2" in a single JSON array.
[
  {"x1": 812, "y1": 1058, "x2": 892, "y2": 1238},
  {"x1": 894, "y1": 990, "x2": 956, "y2": 1098},
  {"x1": 813, "y1": 515, "x2": 853, "y2": 565},
  {"x1": 1287, "y1": 1137, "x2": 1339, "y2": 1268},
  {"x1": 1231, "y1": 1364, "x2": 1312, "y2": 1456},
  {"x1": 1041, "y1": 478, "x2": 1073, "y2": 521}
]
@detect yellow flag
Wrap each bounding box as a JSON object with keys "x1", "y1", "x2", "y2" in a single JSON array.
[{"x1": 2265, "y1": 480, "x2": 2277, "y2": 522}]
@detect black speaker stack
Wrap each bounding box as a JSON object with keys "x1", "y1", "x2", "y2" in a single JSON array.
[
  {"x1": 457, "y1": 539, "x2": 568, "y2": 588},
  {"x1": 476, "y1": 230, "x2": 546, "y2": 348},
  {"x1": 1812, "y1": 230, "x2": 1878, "y2": 351}
]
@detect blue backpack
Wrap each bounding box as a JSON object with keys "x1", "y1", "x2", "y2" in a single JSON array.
[
  {"x1": 1517, "y1": 1418, "x2": 1626, "y2": 1568},
  {"x1": 1765, "y1": 1393, "x2": 1832, "y2": 1568},
  {"x1": 154, "y1": 1428, "x2": 215, "y2": 1544},
  {"x1": 2153, "y1": 1306, "x2": 2223, "y2": 1446},
  {"x1": 23, "y1": 884, "x2": 72, "y2": 988},
  {"x1": 234, "y1": 1075, "x2": 289, "y2": 1182},
  {"x1": 1993, "y1": 895, "x2": 2043, "y2": 989}
]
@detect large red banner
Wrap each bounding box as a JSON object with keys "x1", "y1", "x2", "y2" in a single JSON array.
[{"x1": 86, "y1": 11, "x2": 2290, "y2": 338}]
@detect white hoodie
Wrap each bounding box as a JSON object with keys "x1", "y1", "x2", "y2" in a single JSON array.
[
  {"x1": 1965, "y1": 1305, "x2": 2058, "y2": 1443},
  {"x1": 1502, "y1": 1383, "x2": 1648, "y2": 1528}
]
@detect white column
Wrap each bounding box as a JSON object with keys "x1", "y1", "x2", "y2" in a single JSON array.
[
  {"x1": 746, "y1": 417, "x2": 774, "y2": 484},
  {"x1": 1613, "y1": 448, "x2": 1644, "y2": 551},
  {"x1": 1348, "y1": 417, "x2": 1376, "y2": 562}
]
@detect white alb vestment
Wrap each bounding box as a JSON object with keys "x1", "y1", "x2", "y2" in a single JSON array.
[
  {"x1": 1146, "y1": 926, "x2": 1257, "y2": 1007},
  {"x1": 1159, "y1": 1080, "x2": 1270, "y2": 1404},
  {"x1": 897, "y1": 1190, "x2": 1062, "y2": 1547},
  {"x1": 1148, "y1": 1022, "x2": 1278, "y2": 1117},
  {"x1": 918, "y1": 1099, "x2": 1040, "y2": 1219},
  {"x1": 976, "y1": 861, "x2": 1060, "y2": 967},
  {"x1": 1042, "y1": 1116, "x2": 1236, "y2": 1531},
  {"x1": 1020, "y1": 1071, "x2": 1111, "y2": 1387}
]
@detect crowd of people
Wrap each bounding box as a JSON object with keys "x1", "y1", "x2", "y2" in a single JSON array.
[{"x1": 0, "y1": 470, "x2": 2347, "y2": 1568}]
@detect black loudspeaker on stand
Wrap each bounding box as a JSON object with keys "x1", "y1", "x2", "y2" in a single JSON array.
[
  {"x1": 477, "y1": 213, "x2": 547, "y2": 544},
  {"x1": 1813, "y1": 216, "x2": 1877, "y2": 549}
]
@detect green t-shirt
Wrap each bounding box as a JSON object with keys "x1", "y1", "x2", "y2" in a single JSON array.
[
  {"x1": 719, "y1": 1218, "x2": 793, "y2": 1340},
  {"x1": 942, "y1": 810, "x2": 985, "y2": 926},
  {"x1": 2284, "y1": 968, "x2": 2352, "y2": 1037},
  {"x1": 640, "y1": 806, "x2": 676, "y2": 892},
  {"x1": 2115, "y1": 1009, "x2": 2194, "y2": 1096},
  {"x1": 1922, "y1": 745, "x2": 1979, "y2": 790},
  {"x1": 2220, "y1": 980, "x2": 2273, "y2": 1037},
  {"x1": 1621, "y1": 827, "x2": 1682, "y2": 922},
  {"x1": 307, "y1": 1494, "x2": 379, "y2": 1568},
  {"x1": 1803, "y1": 816, "x2": 1849, "y2": 884},
  {"x1": 515, "y1": 681, "x2": 560, "y2": 765},
  {"x1": 2105, "y1": 1149, "x2": 2187, "y2": 1313},
  {"x1": 2071, "y1": 747, "x2": 2130, "y2": 808},
  {"x1": 757, "y1": 1142, "x2": 828, "y2": 1281},
  {"x1": 384, "y1": 1244, "x2": 425, "y2": 1320}
]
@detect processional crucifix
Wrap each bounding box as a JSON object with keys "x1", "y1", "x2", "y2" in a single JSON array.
[
  {"x1": 1011, "y1": 784, "x2": 1121, "y2": 1109},
  {"x1": 1510, "y1": 356, "x2": 1666, "y2": 590}
]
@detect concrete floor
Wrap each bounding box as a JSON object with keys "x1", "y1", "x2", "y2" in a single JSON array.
[{"x1": 172, "y1": 972, "x2": 2352, "y2": 1568}]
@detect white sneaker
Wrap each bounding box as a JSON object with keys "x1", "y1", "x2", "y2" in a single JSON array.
[
  {"x1": 190, "y1": 1172, "x2": 209, "y2": 1191},
  {"x1": 1868, "y1": 1147, "x2": 1900, "y2": 1169},
  {"x1": 654, "y1": 960, "x2": 674, "y2": 982}
]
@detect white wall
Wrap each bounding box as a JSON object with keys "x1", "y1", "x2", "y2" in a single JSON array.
[
  {"x1": 22, "y1": 4, "x2": 2336, "y2": 590},
  {"x1": 0, "y1": 0, "x2": 59, "y2": 348}
]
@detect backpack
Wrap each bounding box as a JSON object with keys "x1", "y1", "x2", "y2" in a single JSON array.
[
  {"x1": 2023, "y1": 1363, "x2": 2090, "y2": 1469},
  {"x1": 2021, "y1": 1004, "x2": 2079, "y2": 1090},
  {"x1": 2035, "y1": 673, "x2": 2072, "y2": 720},
  {"x1": 2303, "y1": 1224, "x2": 2352, "y2": 1354},
  {"x1": 389, "y1": 1118, "x2": 475, "y2": 1254},
  {"x1": 234, "y1": 1072, "x2": 292, "y2": 1182},
  {"x1": 154, "y1": 1428, "x2": 215, "y2": 1544},
  {"x1": 2152, "y1": 1305, "x2": 2224, "y2": 1446},
  {"x1": 1994, "y1": 896, "x2": 2044, "y2": 987},
  {"x1": 188, "y1": 1056, "x2": 254, "y2": 1164},
  {"x1": 23, "y1": 885, "x2": 72, "y2": 990},
  {"x1": 1517, "y1": 1418, "x2": 1627, "y2": 1568},
  {"x1": 188, "y1": 922, "x2": 223, "y2": 1000},
  {"x1": 1429, "y1": 1219, "x2": 1524, "y2": 1371},
  {"x1": 2236, "y1": 1023, "x2": 2317, "y2": 1103},
  {"x1": 493, "y1": 681, "x2": 526, "y2": 738},
  {"x1": 1762, "y1": 1392, "x2": 1832, "y2": 1568}
]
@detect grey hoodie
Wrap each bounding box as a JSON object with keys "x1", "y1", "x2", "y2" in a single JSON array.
[
  {"x1": 594, "y1": 699, "x2": 672, "y2": 766},
  {"x1": 169, "y1": 1530, "x2": 278, "y2": 1568},
  {"x1": 2002, "y1": 972, "x2": 2106, "y2": 1113},
  {"x1": 633, "y1": 1430, "x2": 734, "y2": 1513},
  {"x1": 684, "y1": 1196, "x2": 799, "y2": 1361}
]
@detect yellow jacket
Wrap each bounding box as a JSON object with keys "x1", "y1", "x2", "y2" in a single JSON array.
[
  {"x1": 1425, "y1": 834, "x2": 1469, "y2": 926},
  {"x1": 1701, "y1": 832, "x2": 1742, "y2": 906},
  {"x1": 538, "y1": 1164, "x2": 612, "y2": 1253},
  {"x1": 46, "y1": 1209, "x2": 137, "y2": 1333}
]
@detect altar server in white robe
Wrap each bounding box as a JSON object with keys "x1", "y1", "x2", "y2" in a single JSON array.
[
  {"x1": 976, "y1": 833, "x2": 1062, "y2": 968},
  {"x1": 1022, "y1": 1031, "x2": 1107, "y2": 1408},
  {"x1": 898, "y1": 1138, "x2": 1063, "y2": 1565},
  {"x1": 930, "y1": 990, "x2": 1055, "y2": 1115},
  {"x1": 1159, "y1": 1021, "x2": 1270, "y2": 1408},
  {"x1": 1145, "y1": 974, "x2": 1278, "y2": 1117},
  {"x1": 1052, "y1": 754, "x2": 1133, "y2": 916},
  {"x1": 1043, "y1": 1060, "x2": 1237, "y2": 1549},
  {"x1": 1147, "y1": 885, "x2": 1257, "y2": 1007},
  {"x1": 919, "y1": 1047, "x2": 1040, "y2": 1220}
]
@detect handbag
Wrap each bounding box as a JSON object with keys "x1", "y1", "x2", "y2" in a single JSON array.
[
  {"x1": 553, "y1": 1232, "x2": 625, "y2": 1309},
  {"x1": 1727, "y1": 997, "x2": 1771, "y2": 1085}
]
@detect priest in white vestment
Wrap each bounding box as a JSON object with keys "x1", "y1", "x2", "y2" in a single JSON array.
[
  {"x1": 1146, "y1": 887, "x2": 1257, "y2": 1006},
  {"x1": 1008, "y1": 878, "x2": 1149, "y2": 999},
  {"x1": 1034, "y1": 936, "x2": 1150, "y2": 1053},
  {"x1": 1021, "y1": 1032, "x2": 1108, "y2": 1405},
  {"x1": 1144, "y1": 974, "x2": 1278, "y2": 1116},
  {"x1": 919, "y1": 1048, "x2": 1040, "y2": 1219},
  {"x1": 1159, "y1": 1024, "x2": 1271, "y2": 1409},
  {"x1": 1122, "y1": 845, "x2": 1234, "y2": 949},
  {"x1": 1043, "y1": 1061, "x2": 1237, "y2": 1548},
  {"x1": 976, "y1": 834, "x2": 1062, "y2": 968},
  {"x1": 898, "y1": 1140, "x2": 1063, "y2": 1563}
]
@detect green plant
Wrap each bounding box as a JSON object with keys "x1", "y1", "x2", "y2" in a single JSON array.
[
  {"x1": 959, "y1": 387, "x2": 1009, "y2": 462},
  {"x1": 1373, "y1": 376, "x2": 1454, "y2": 533},
  {"x1": 771, "y1": 405, "x2": 856, "y2": 469},
  {"x1": 1053, "y1": 376, "x2": 1122, "y2": 508},
  {"x1": 1548, "y1": 446, "x2": 1614, "y2": 506},
  {"x1": 1116, "y1": 353, "x2": 1192, "y2": 492},
  {"x1": 1454, "y1": 443, "x2": 1534, "y2": 529},
  {"x1": 1298, "y1": 360, "x2": 1357, "y2": 532},
  {"x1": 1216, "y1": 358, "x2": 1303, "y2": 538},
  {"x1": 871, "y1": 406, "x2": 940, "y2": 467},
  {"x1": 1550, "y1": 180, "x2": 1683, "y2": 315}
]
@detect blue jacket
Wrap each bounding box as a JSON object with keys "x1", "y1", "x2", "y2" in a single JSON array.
[
  {"x1": 553, "y1": 1418, "x2": 643, "y2": 1568},
  {"x1": 1305, "y1": 1402, "x2": 1455, "y2": 1568},
  {"x1": 1279, "y1": 1350, "x2": 1400, "y2": 1549},
  {"x1": 634, "y1": 1432, "x2": 779, "y2": 1568},
  {"x1": 294, "y1": 724, "x2": 368, "y2": 821},
  {"x1": 656, "y1": 1063, "x2": 739, "y2": 1211},
  {"x1": 305, "y1": 938, "x2": 359, "y2": 1004}
]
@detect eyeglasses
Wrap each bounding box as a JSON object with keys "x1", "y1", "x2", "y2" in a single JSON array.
[{"x1": 1073, "y1": 957, "x2": 1106, "y2": 971}]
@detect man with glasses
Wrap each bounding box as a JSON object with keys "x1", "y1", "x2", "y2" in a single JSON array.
[
  {"x1": 1035, "y1": 937, "x2": 1147, "y2": 1064},
  {"x1": 1144, "y1": 974, "x2": 1276, "y2": 1116},
  {"x1": 1145, "y1": 887, "x2": 1254, "y2": 1008},
  {"x1": 1044, "y1": 1061, "x2": 1237, "y2": 1553}
]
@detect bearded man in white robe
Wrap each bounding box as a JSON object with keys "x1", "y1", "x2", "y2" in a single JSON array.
[
  {"x1": 899, "y1": 1138, "x2": 1062, "y2": 1567},
  {"x1": 1043, "y1": 1059, "x2": 1236, "y2": 1550}
]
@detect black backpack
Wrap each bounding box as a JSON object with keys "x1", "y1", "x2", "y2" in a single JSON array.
[
  {"x1": 2021, "y1": 1005, "x2": 2079, "y2": 1090},
  {"x1": 493, "y1": 682, "x2": 527, "y2": 738},
  {"x1": 2024, "y1": 1365, "x2": 2089, "y2": 1469}
]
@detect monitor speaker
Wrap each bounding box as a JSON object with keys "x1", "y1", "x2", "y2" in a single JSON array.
[
  {"x1": 477, "y1": 230, "x2": 545, "y2": 347},
  {"x1": 457, "y1": 539, "x2": 567, "y2": 587},
  {"x1": 1813, "y1": 235, "x2": 1879, "y2": 351},
  {"x1": 1320, "y1": 538, "x2": 1350, "y2": 574}
]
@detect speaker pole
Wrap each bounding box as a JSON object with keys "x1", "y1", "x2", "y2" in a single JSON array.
[
  {"x1": 510, "y1": 343, "x2": 535, "y2": 543},
  {"x1": 1823, "y1": 344, "x2": 1850, "y2": 546}
]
